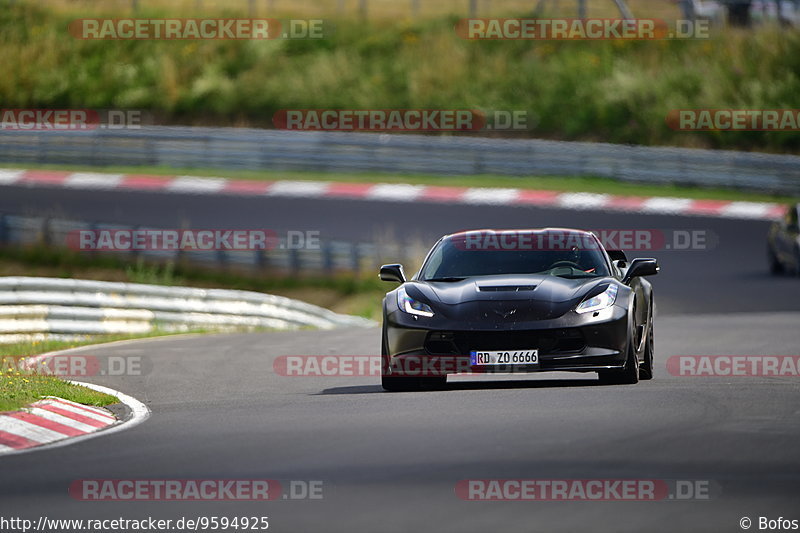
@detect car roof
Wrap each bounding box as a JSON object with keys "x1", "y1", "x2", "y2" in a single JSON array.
[{"x1": 443, "y1": 228, "x2": 597, "y2": 240}]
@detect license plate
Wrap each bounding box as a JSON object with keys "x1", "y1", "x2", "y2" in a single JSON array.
[{"x1": 470, "y1": 350, "x2": 539, "y2": 366}]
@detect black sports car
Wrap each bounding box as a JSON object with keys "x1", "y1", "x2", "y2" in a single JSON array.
[
  {"x1": 379, "y1": 228, "x2": 659, "y2": 391},
  {"x1": 767, "y1": 203, "x2": 800, "y2": 275}
]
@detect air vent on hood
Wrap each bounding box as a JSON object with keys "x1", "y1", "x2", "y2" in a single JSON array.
[{"x1": 477, "y1": 285, "x2": 537, "y2": 292}]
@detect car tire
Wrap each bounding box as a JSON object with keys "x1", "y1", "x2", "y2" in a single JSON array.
[
  {"x1": 380, "y1": 324, "x2": 446, "y2": 391},
  {"x1": 382, "y1": 376, "x2": 422, "y2": 392},
  {"x1": 794, "y1": 245, "x2": 800, "y2": 276},
  {"x1": 381, "y1": 375, "x2": 446, "y2": 391},
  {"x1": 768, "y1": 245, "x2": 784, "y2": 275},
  {"x1": 598, "y1": 330, "x2": 640, "y2": 385},
  {"x1": 639, "y1": 322, "x2": 654, "y2": 381}
]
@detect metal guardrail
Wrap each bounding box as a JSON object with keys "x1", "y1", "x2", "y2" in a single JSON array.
[
  {"x1": 0, "y1": 213, "x2": 416, "y2": 276},
  {"x1": 1, "y1": 126, "x2": 799, "y2": 194},
  {"x1": 0, "y1": 276, "x2": 374, "y2": 343}
]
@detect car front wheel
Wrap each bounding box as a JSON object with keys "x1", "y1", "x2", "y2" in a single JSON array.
[{"x1": 598, "y1": 331, "x2": 640, "y2": 385}]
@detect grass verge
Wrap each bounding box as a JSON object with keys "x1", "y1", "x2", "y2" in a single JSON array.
[
  {"x1": 0, "y1": 332, "x2": 193, "y2": 412},
  {"x1": 3, "y1": 162, "x2": 797, "y2": 203},
  {"x1": 3, "y1": 2, "x2": 799, "y2": 153}
]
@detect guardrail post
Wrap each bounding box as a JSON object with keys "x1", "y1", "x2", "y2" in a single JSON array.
[
  {"x1": 40, "y1": 217, "x2": 52, "y2": 247},
  {"x1": 577, "y1": 0, "x2": 587, "y2": 18},
  {"x1": 256, "y1": 247, "x2": 267, "y2": 271},
  {"x1": 323, "y1": 242, "x2": 334, "y2": 272},
  {"x1": 0, "y1": 213, "x2": 7, "y2": 246},
  {"x1": 351, "y1": 243, "x2": 360, "y2": 274},
  {"x1": 290, "y1": 247, "x2": 301, "y2": 274},
  {"x1": 217, "y1": 248, "x2": 228, "y2": 271},
  {"x1": 131, "y1": 225, "x2": 141, "y2": 262}
]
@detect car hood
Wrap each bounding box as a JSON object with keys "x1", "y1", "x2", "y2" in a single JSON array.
[
  {"x1": 412, "y1": 275, "x2": 605, "y2": 304},
  {"x1": 404, "y1": 274, "x2": 614, "y2": 322}
]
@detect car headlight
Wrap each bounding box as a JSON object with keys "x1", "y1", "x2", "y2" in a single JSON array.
[
  {"x1": 397, "y1": 286, "x2": 435, "y2": 317},
  {"x1": 576, "y1": 284, "x2": 618, "y2": 314}
]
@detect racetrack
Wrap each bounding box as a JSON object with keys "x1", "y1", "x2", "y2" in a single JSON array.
[
  {"x1": 3, "y1": 182, "x2": 800, "y2": 315},
  {"x1": 1, "y1": 184, "x2": 800, "y2": 532}
]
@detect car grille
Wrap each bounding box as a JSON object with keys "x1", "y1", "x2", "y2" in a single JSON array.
[
  {"x1": 477, "y1": 285, "x2": 537, "y2": 292},
  {"x1": 425, "y1": 329, "x2": 586, "y2": 355}
]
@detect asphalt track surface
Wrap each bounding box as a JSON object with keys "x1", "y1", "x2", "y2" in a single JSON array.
[
  {"x1": 2, "y1": 183, "x2": 800, "y2": 315},
  {"x1": 1, "y1": 183, "x2": 800, "y2": 533}
]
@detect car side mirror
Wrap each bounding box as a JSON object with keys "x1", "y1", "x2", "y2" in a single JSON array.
[
  {"x1": 622, "y1": 258, "x2": 659, "y2": 284},
  {"x1": 379, "y1": 264, "x2": 406, "y2": 283}
]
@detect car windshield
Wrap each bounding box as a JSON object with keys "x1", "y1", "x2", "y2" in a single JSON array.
[{"x1": 419, "y1": 232, "x2": 611, "y2": 280}]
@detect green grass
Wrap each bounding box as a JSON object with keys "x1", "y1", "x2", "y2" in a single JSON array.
[
  {"x1": 0, "y1": 329, "x2": 237, "y2": 411},
  {"x1": 0, "y1": 373, "x2": 117, "y2": 412},
  {"x1": 0, "y1": 334, "x2": 165, "y2": 412},
  {"x1": 3, "y1": 162, "x2": 797, "y2": 203},
  {"x1": 1, "y1": 2, "x2": 799, "y2": 153},
  {"x1": 38, "y1": 0, "x2": 682, "y2": 20}
]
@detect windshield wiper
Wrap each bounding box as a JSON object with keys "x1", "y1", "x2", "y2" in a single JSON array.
[{"x1": 423, "y1": 277, "x2": 466, "y2": 282}]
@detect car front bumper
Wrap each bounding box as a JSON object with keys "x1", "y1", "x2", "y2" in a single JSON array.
[{"x1": 383, "y1": 304, "x2": 630, "y2": 377}]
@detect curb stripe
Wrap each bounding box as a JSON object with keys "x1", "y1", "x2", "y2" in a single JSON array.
[
  {"x1": 65, "y1": 173, "x2": 124, "y2": 189},
  {"x1": 366, "y1": 183, "x2": 425, "y2": 201},
  {"x1": 21, "y1": 170, "x2": 70, "y2": 184},
  {"x1": 119, "y1": 175, "x2": 172, "y2": 189},
  {"x1": 167, "y1": 176, "x2": 228, "y2": 193},
  {"x1": 420, "y1": 186, "x2": 469, "y2": 202},
  {"x1": 222, "y1": 180, "x2": 273, "y2": 194},
  {"x1": 6, "y1": 411, "x2": 86, "y2": 437},
  {"x1": 463, "y1": 187, "x2": 520, "y2": 205},
  {"x1": 0, "y1": 168, "x2": 786, "y2": 221},
  {"x1": 642, "y1": 197, "x2": 694, "y2": 213},
  {"x1": 0, "y1": 416, "x2": 69, "y2": 443},
  {"x1": 22, "y1": 407, "x2": 99, "y2": 433},
  {"x1": 557, "y1": 192, "x2": 610, "y2": 209},
  {"x1": 35, "y1": 404, "x2": 110, "y2": 428},
  {"x1": 326, "y1": 182, "x2": 373, "y2": 198},
  {"x1": 0, "y1": 430, "x2": 39, "y2": 450},
  {"x1": 0, "y1": 169, "x2": 24, "y2": 184},
  {"x1": 516, "y1": 190, "x2": 561, "y2": 206},
  {"x1": 267, "y1": 180, "x2": 330, "y2": 197},
  {"x1": 43, "y1": 397, "x2": 116, "y2": 420}
]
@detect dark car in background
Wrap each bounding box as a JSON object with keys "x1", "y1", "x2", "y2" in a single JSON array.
[
  {"x1": 379, "y1": 228, "x2": 659, "y2": 391},
  {"x1": 768, "y1": 203, "x2": 800, "y2": 275}
]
